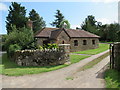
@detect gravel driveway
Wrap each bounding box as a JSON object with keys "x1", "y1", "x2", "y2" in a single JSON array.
[{"x1": 1, "y1": 50, "x2": 109, "y2": 88}]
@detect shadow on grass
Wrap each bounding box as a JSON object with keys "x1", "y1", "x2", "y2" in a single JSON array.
[{"x1": 2, "y1": 53, "x2": 64, "y2": 69}]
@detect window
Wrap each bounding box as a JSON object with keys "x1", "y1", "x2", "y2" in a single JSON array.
[
  {"x1": 62, "y1": 41, "x2": 64, "y2": 44},
  {"x1": 83, "y1": 40, "x2": 87, "y2": 45},
  {"x1": 74, "y1": 40, "x2": 78, "y2": 46},
  {"x1": 92, "y1": 40, "x2": 95, "y2": 45}
]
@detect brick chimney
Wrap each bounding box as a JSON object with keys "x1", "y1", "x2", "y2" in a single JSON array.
[{"x1": 26, "y1": 19, "x2": 33, "y2": 30}]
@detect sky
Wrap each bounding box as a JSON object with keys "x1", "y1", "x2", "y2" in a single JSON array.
[{"x1": 0, "y1": 0, "x2": 119, "y2": 34}]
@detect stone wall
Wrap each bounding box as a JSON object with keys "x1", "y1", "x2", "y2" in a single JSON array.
[{"x1": 14, "y1": 44, "x2": 70, "y2": 66}]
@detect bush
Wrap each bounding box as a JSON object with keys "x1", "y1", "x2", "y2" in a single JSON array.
[
  {"x1": 5, "y1": 25, "x2": 34, "y2": 50},
  {"x1": 37, "y1": 44, "x2": 58, "y2": 50},
  {"x1": 8, "y1": 44, "x2": 21, "y2": 57},
  {"x1": 43, "y1": 44, "x2": 58, "y2": 49}
]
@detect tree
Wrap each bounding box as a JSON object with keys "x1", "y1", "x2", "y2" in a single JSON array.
[
  {"x1": 81, "y1": 15, "x2": 97, "y2": 33},
  {"x1": 6, "y1": 2, "x2": 27, "y2": 33},
  {"x1": 29, "y1": 9, "x2": 46, "y2": 33},
  {"x1": 5, "y1": 25, "x2": 34, "y2": 50},
  {"x1": 51, "y1": 10, "x2": 65, "y2": 28},
  {"x1": 60, "y1": 19, "x2": 70, "y2": 29}
]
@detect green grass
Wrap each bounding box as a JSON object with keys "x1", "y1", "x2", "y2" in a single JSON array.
[
  {"x1": 74, "y1": 44, "x2": 109, "y2": 55},
  {"x1": 77, "y1": 52, "x2": 109, "y2": 71},
  {"x1": 70, "y1": 55, "x2": 90, "y2": 64},
  {"x1": 105, "y1": 69, "x2": 120, "y2": 88},
  {"x1": 66, "y1": 77, "x2": 74, "y2": 80},
  {"x1": 0, "y1": 54, "x2": 89, "y2": 76},
  {"x1": 100, "y1": 41, "x2": 113, "y2": 44}
]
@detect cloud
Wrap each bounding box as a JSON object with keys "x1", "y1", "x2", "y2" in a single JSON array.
[
  {"x1": 0, "y1": 3, "x2": 8, "y2": 11},
  {"x1": 97, "y1": 18, "x2": 117, "y2": 24}
]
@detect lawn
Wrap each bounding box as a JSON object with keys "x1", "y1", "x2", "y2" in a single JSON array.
[
  {"x1": 105, "y1": 69, "x2": 120, "y2": 88},
  {"x1": 0, "y1": 53, "x2": 89, "y2": 76},
  {"x1": 74, "y1": 43, "x2": 109, "y2": 55}
]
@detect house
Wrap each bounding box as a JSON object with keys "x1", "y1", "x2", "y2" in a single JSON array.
[{"x1": 34, "y1": 27, "x2": 100, "y2": 52}]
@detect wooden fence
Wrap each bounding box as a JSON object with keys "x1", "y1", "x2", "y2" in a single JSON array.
[{"x1": 110, "y1": 42, "x2": 120, "y2": 71}]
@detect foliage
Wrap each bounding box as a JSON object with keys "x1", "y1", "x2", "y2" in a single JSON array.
[
  {"x1": 37, "y1": 45, "x2": 43, "y2": 50},
  {"x1": 51, "y1": 10, "x2": 65, "y2": 28},
  {"x1": 81, "y1": 15, "x2": 97, "y2": 34},
  {"x1": 5, "y1": 25, "x2": 34, "y2": 51},
  {"x1": 60, "y1": 19, "x2": 71, "y2": 29},
  {"x1": 0, "y1": 34, "x2": 7, "y2": 51},
  {"x1": 6, "y1": 2, "x2": 27, "y2": 34},
  {"x1": 81, "y1": 15, "x2": 120, "y2": 42},
  {"x1": 1, "y1": 53, "x2": 89, "y2": 76},
  {"x1": 29, "y1": 9, "x2": 46, "y2": 33},
  {"x1": 8, "y1": 44, "x2": 21, "y2": 57},
  {"x1": 74, "y1": 44, "x2": 109, "y2": 55},
  {"x1": 105, "y1": 69, "x2": 120, "y2": 88},
  {"x1": 98, "y1": 23, "x2": 120, "y2": 42},
  {"x1": 42, "y1": 44, "x2": 58, "y2": 49}
]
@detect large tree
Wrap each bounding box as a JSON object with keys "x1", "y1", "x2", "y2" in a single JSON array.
[
  {"x1": 51, "y1": 10, "x2": 65, "y2": 28},
  {"x1": 6, "y1": 2, "x2": 27, "y2": 34},
  {"x1": 81, "y1": 15, "x2": 97, "y2": 33},
  {"x1": 29, "y1": 9, "x2": 46, "y2": 33}
]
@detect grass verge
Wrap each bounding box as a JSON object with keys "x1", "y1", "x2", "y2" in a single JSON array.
[
  {"x1": 74, "y1": 43, "x2": 109, "y2": 55},
  {"x1": 0, "y1": 53, "x2": 89, "y2": 76},
  {"x1": 105, "y1": 69, "x2": 120, "y2": 88},
  {"x1": 77, "y1": 52, "x2": 109, "y2": 71}
]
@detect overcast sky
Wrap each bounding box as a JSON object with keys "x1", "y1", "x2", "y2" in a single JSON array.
[{"x1": 0, "y1": 0, "x2": 119, "y2": 34}]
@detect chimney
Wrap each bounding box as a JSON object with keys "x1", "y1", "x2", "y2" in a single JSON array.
[{"x1": 26, "y1": 19, "x2": 33, "y2": 30}]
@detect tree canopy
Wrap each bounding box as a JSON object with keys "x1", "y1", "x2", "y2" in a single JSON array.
[
  {"x1": 29, "y1": 9, "x2": 46, "y2": 33},
  {"x1": 51, "y1": 10, "x2": 65, "y2": 28},
  {"x1": 81, "y1": 15, "x2": 97, "y2": 34},
  {"x1": 6, "y1": 2, "x2": 27, "y2": 33}
]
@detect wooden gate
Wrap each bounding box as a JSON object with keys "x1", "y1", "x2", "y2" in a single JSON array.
[{"x1": 110, "y1": 43, "x2": 120, "y2": 71}]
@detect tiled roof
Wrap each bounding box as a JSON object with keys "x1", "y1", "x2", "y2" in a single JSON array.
[
  {"x1": 35, "y1": 27, "x2": 100, "y2": 39},
  {"x1": 35, "y1": 28, "x2": 59, "y2": 38},
  {"x1": 65, "y1": 29, "x2": 100, "y2": 38}
]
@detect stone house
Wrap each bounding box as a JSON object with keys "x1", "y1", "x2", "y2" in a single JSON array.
[{"x1": 34, "y1": 28, "x2": 100, "y2": 52}]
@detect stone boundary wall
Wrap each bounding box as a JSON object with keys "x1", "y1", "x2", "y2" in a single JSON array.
[{"x1": 14, "y1": 44, "x2": 70, "y2": 66}]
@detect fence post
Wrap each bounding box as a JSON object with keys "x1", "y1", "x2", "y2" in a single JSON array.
[{"x1": 58, "y1": 44, "x2": 70, "y2": 63}]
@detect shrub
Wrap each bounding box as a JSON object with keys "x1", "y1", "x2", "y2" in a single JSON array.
[
  {"x1": 43, "y1": 44, "x2": 58, "y2": 49},
  {"x1": 38, "y1": 45, "x2": 43, "y2": 50},
  {"x1": 8, "y1": 44, "x2": 21, "y2": 57},
  {"x1": 5, "y1": 25, "x2": 34, "y2": 50}
]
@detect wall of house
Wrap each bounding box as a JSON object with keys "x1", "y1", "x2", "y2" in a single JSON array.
[
  {"x1": 36, "y1": 37, "x2": 48, "y2": 46},
  {"x1": 70, "y1": 38, "x2": 99, "y2": 52},
  {"x1": 56, "y1": 31, "x2": 70, "y2": 44}
]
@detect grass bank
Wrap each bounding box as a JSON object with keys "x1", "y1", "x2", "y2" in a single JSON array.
[
  {"x1": 78, "y1": 52, "x2": 109, "y2": 71},
  {"x1": 74, "y1": 43, "x2": 109, "y2": 55},
  {"x1": 105, "y1": 69, "x2": 120, "y2": 88},
  {"x1": 0, "y1": 54, "x2": 89, "y2": 76}
]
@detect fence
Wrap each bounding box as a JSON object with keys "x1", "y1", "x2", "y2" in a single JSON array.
[{"x1": 110, "y1": 42, "x2": 120, "y2": 71}]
